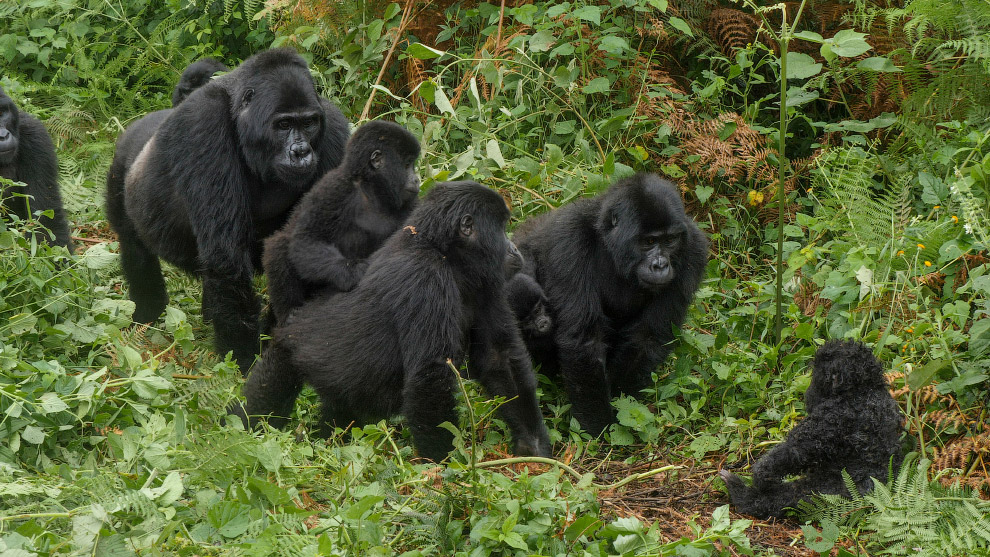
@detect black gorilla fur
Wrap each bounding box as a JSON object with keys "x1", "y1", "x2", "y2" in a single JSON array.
[
  {"x1": 507, "y1": 173, "x2": 708, "y2": 435},
  {"x1": 172, "y1": 58, "x2": 228, "y2": 106},
  {"x1": 506, "y1": 272, "x2": 553, "y2": 339},
  {"x1": 0, "y1": 86, "x2": 72, "y2": 250},
  {"x1": 239, "y1": 181, "x2": 552, "y2": 461},
  {"x1": 720, "y1": 340, "x2": 905, "y2": 519},
  {"x1": 263, "y1": 120, "x2": 421, "y2": 325},
  {"x1": 105, "y1": 48, "x2": 350, "y2": 371}
]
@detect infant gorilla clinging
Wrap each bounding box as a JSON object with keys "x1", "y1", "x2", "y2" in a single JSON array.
[
  {"x1": 721, "y1": 340, "x2": 904, "y2": 518},
  {"x1": 240, "y1": 181, "x2": 551, "y2": 462}
]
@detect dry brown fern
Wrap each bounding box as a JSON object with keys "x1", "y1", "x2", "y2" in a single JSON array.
[{"x1": 705, "y1": 8, "x2": 761, "y2": 58}]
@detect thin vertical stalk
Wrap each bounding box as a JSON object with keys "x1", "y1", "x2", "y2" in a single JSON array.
[{"x1": 774, "y1": 33, "x2": 787, "y2": 344}]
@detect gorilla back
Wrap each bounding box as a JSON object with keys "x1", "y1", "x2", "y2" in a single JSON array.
[
  {"x1": 0, "y1": 86, "x2": 72, "y2": 250},
  {"x1": 106, "y1": 48, "x2": 350, "y2": 371},
  {"x1": 509, "y1": 173, "x2": 708, "y2": 435}
]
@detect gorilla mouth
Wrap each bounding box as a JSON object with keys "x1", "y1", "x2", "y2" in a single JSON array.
[{"x1": 639, "y1": 273, "x2": 673, "y2": 289}]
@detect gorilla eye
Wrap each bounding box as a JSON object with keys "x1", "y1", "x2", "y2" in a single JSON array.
[
  {"x1": 643, "y1": 236, "x2": 658, "y2": 247},
  {"x1": 277, "y1": 119, "x2": 291, "y2": 130}
]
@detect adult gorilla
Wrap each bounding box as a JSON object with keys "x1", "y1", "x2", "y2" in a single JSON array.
[
  {"x1": 0, "y1": 86, "x2": 72, "y2": 250},
  {"x1": 106, "y1": 48, "x2": 350, "y2": 371},
  {"x1": 507, "y1": 173, "x2": 708, "y2": 435}
]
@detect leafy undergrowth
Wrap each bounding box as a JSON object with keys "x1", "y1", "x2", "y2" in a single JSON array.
[{"x1": 4, "y1": 0, "x2": 990, "y2": 554}]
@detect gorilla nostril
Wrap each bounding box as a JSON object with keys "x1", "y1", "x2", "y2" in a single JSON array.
[{"x1": 290, "y1": 143, "x2": 311, "y2": 159}]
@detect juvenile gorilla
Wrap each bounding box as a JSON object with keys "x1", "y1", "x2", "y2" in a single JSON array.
[
  {"x1": 506, "y1": 272, "x2": 553, "y2": 339},
  {"x1": 720, "y1": 340, "x2": 904, "y2": 519},
  {"x1": 172, "y1": 58, "x2": 228, "y2": 106},
  {"x1": 105, "y1": 48, "x2": 350, "y2": 371},
  {"x1": 507, "y1": 173, "x2": 708, "y2": 435},
  {"x1": 263, "y1": 120, "x2": 420, "y2": 324},
  {"x1": 0, "y1": 86, "x2": 72, "y2": 250},
  {"x1": 240, "y1": 181, "x2": 552, "y2": 461}
]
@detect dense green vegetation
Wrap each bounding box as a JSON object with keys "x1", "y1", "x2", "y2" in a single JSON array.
[{"x1": 2, "y1": 0, "x2": 990, "y2": 554}]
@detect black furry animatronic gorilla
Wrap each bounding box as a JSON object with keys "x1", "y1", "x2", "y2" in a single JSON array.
[
  {"x1": 507, "y1": 173, "x2": 709, "y2": 435},
  {"x1": 171, "y1": 58, "x2": 228, "y2": 106},
  {"x1": 0, "y1": 86, "x2": 72, "y2": 250},
  {"x1": 263, "y1": 120, "x2": 421, "y2": 325},
  {"x1": 105, "y1": 48, "x2": 350, "y2": 371},
  {"x1": 721, "y1": 340, "x2": 904, "y2": 519},
  {"x1": 239, "y1": 181, "x2": 552, "y2": 461}
]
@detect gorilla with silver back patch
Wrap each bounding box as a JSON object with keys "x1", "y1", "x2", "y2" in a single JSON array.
[{"x1": 105, "y1": 48, "x2": 350, "y2": 372}]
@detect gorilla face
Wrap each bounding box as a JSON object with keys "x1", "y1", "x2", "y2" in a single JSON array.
[
  {"x1": 634, "y1": 223, "x2": 685, "y2": 290},
  {"x1": 0, "y1": 96, "x2": 20, "y2": 167},
  {"x1": 598, "y1": 175, "x2": 692, "y2": 292},
  {"x1": 235, "y1": 77, "x2": 326, "y2": 186}
]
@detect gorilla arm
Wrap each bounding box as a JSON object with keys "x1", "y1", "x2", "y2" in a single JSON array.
[
  {"x1": 549, "y1": 274, "x2": 614, "y2": 436},
  {"x1": 749, "y1": 400, "x2": 850, "y2": 486},
  {"x1": 467, "y1": 296, "x2": 552, "y2": 457},
  {"x1": 287, "y1": 196, "x2": 367, "y2": 291},
  {"x1": 13, "y1": 115, "x2": 71, "y2": 248},
  {"x1": 168, "y1": 90, "x2": 261, "y2": 371}
]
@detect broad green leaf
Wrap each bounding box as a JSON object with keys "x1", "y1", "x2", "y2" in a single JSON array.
[
  {"x1": 8, "y1": 313, "x2": 37, "y2": 335},
  {"x1": 829, "y1": 29, "x2": 871, "y2": 57},
  {"x1": 582, "y1": 77, "x2": 610, "y2": 94},
  {"x1": 668, "y1": 16, "x2": 693, "y2": 37},
  {"x1": 793, "y1": 30, "x2": 824, "y2": 43},
  {"x1": 785, "y1": 52, "x2": 822, "y2": 79},
  {"x1": 486, "y1": 139, "x2": 505, "y2": 168},
  {"x1": 38, "y1": 392, "x2": 68, "y2": 414},
  {"x1": 406, "y1": 42, "x2": 444, "y2": 60},
  {"x1": 21, "y1": 425, "x2": 45, "y2": 444},
  {"x1": 344, "y1": 495, "x2": 385, "y2": 519},
  {"x1": 434, "y1": 82, "x2": 454, "y2": 115},
  {"x1": 908, "y1": 357, "x2": 950, "y2": 390},
  {"x1": 572, "y1": 6, "x2": 601, "y2": 25},
  {"x1": 857, "y1": 56, "x2": 901, "y2": 72},
  {"x1": 529, "y1": 30, "x2": 555, "y2": 53},
  {"x1": 598, "y1": 35, "x2": 628, "y2": 54}
]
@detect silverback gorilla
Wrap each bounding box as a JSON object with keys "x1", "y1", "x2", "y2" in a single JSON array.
[
  {"x1": 507, "y1": 173, "x2": 708, "y2": 435},
  {"x1": 263, "y1": 120, "x2": 421, "y2": 325},
  {"x1": 239, "y1": 181, "x2": 552, "y2": 461},
  {"x1": 0, "y1": 86, "x2": 72, "y2": 250},
  {"x1": 721, "y1": 340, "x2": 904, "y2": 518},
  {"x1": 105, "y1": 48, "x2": 350, "y2": 371}
]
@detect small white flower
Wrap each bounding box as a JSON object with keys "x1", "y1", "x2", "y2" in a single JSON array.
[{"x1": 965, "y1": 223, "x2": 973, "y2": 234}]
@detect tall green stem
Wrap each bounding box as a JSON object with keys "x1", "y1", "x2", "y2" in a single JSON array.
[
  {"x1": 772, "y1": 0, "x2": 807, "y2": 345},
  {"x1": 774, "y1": 35, "x2": 788, "y2": 344}
]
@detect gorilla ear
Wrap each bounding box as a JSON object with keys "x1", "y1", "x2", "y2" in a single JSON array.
[
  {"x1": 459, "y1": 215, "x2": 474, "y2": 237},
  {"x1": 596, "y1": 203, "x2": 619, "y2": 232},
  {"x1": 241, "y1": 88, "x2": 255, "y2": 107},
  {"x1": 370, "y1": 149, "x2": 384, "y2": 169}
]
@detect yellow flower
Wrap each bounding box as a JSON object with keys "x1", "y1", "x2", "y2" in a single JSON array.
[
  {"x1": 951, "y1": 215, "x2": 959, "y2": 223},
  {"x1": 897, "y1": 250, "x2": 905, "y2": 256},
  {"x1": 906, "y1": 327, "x2": 914, "y2": 333},
  {"x1": 917, "y1": 243, "x2": 925, "y2": 249},
  {"x1": 747, "y1": 190, "x2": 764, "y2": 206},
  {"x1": 934, "y1": 205, "x2": 941, "y2": 209},
  {"x1": 806, "y1": 188, "x2": 812, "y2": 194},
  {"x1": 924, "y1": 261, "x2": 932, "y2": 267}
]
